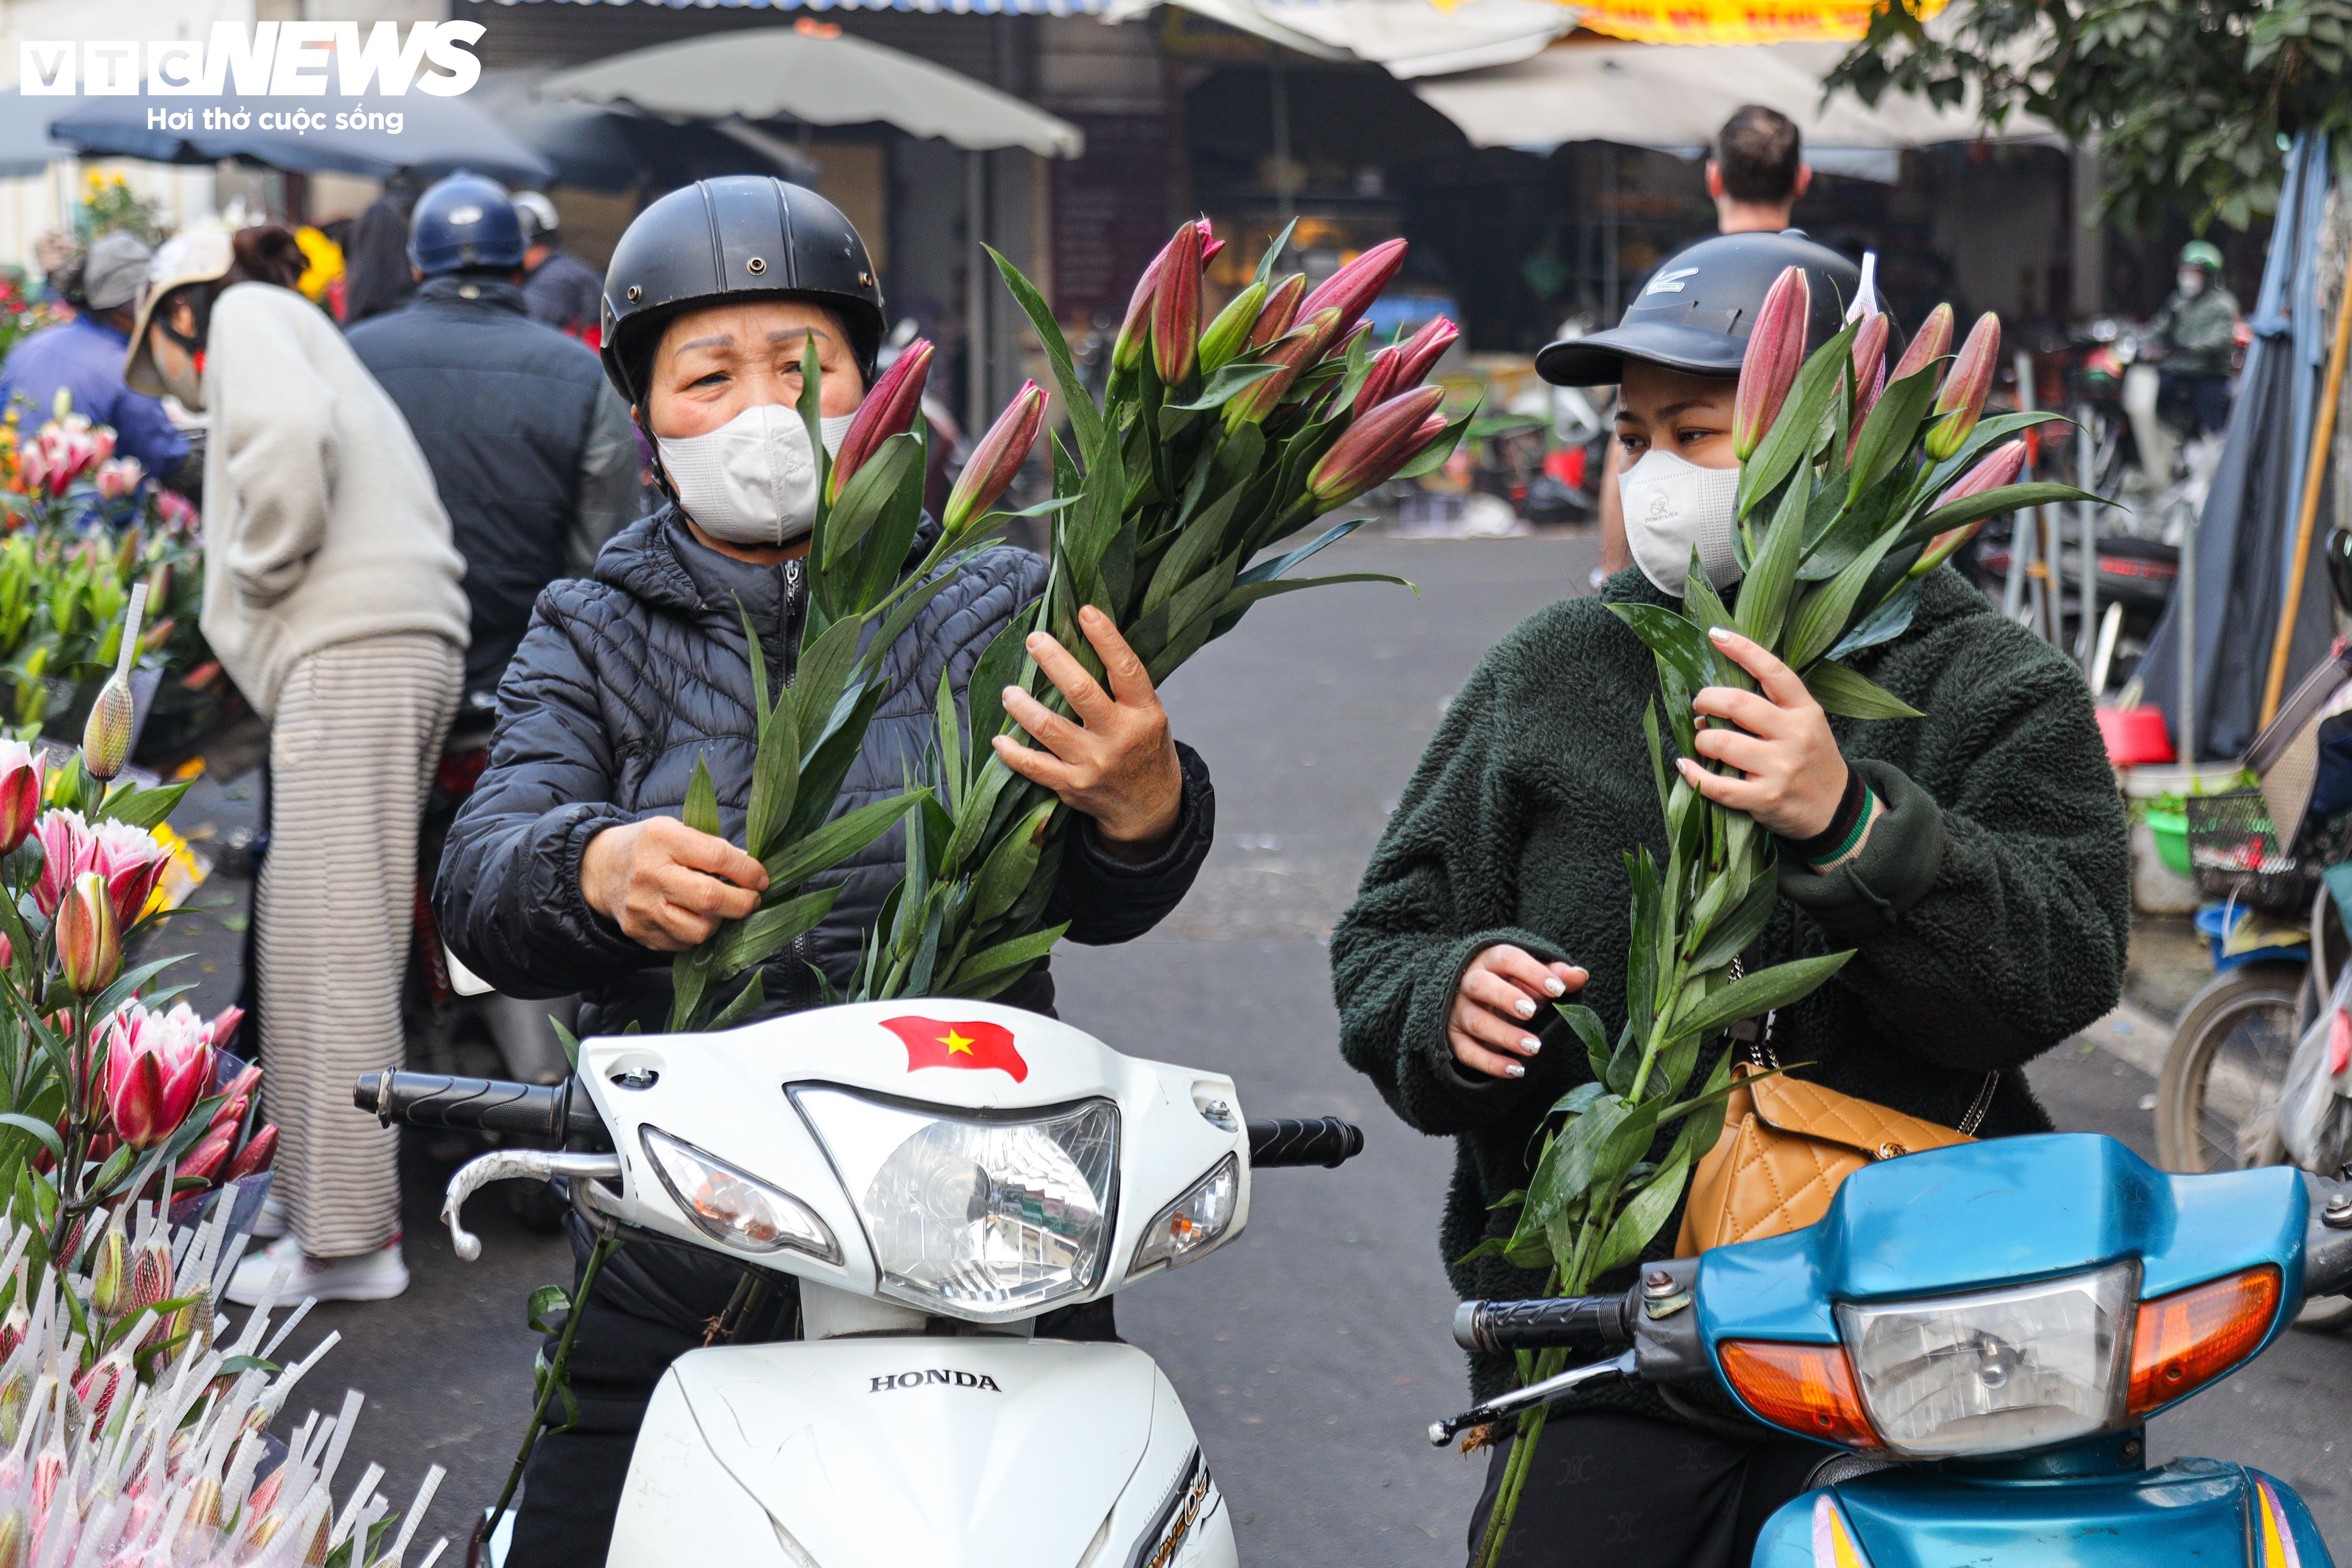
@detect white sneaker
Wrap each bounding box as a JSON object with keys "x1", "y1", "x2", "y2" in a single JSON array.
[
  {"x1": 249, "y1": 1194, "x2": 289, "y2": 1240},
  {"x1": 224, "y1": 1233, "x2": 409, "y2": 1306}
]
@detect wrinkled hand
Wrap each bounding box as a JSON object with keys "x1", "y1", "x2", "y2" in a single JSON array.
[
  {"x1": 580, "y1": 816, "x2": 767, "y2": 951},
  {"x1": 1678, "y1": 626, "x2": 1848, "y2": 841},
  {"x1": 995, "y1": 605, "x2": 1184, "y2": 862},
  {"x1": 1449, "y1": 944, "x2": 1587, "y2": 1080}
]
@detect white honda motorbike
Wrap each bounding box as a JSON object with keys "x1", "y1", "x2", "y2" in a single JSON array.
[{"x1": 354, "y1": 999, "x2": 1364, "y2": 1568}]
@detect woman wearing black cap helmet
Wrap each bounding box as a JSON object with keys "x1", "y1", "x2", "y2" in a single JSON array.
[
  {"x1": 435, "y1": 177, "x2": 1217, "y2": 1565},
  {"x1": 1333, "y1": 229, "x2": 2129, "y2": 1565}
]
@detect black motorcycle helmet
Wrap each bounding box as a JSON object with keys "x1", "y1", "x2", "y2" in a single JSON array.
[
  {"x1": 1537, "y1": 229, "x2": 1862, "y2": 387},
  {"x1": 601, "y1": 175, "x2": 886, "y2": 407}
]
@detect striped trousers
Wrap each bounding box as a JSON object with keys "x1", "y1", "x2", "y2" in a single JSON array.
[{"x1": 256, "y1": 632, "x2": 462, "y2": 1259}]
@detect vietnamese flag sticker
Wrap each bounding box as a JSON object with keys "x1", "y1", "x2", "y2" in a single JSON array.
[{"x1": 880, "y1": 1016, "x2": 1029, "y2": 1083}]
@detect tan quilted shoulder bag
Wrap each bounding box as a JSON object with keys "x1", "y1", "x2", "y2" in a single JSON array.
[{"x1": 1674, "y1": 1054, "x2": 1996, "y2": 1258}]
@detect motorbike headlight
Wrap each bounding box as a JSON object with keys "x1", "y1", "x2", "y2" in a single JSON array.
[
  {"x1": 640, "y1": 1125, "x2": 840, "y2": 1263},
  {"x1": 1127, "y1": 1156, "x2": 1238, "y2": 1280},
  {"x1": 1835, "y1": 1262, "x2": 2137, "y2": 1459},
  {"x1": 793, "y1": 1088, "x2": 1119, "y2": 1321}
]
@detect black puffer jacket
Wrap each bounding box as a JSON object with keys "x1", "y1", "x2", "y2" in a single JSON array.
[{"x1": 437, "y1": 506, "x2": 1214, "y2": 1037}]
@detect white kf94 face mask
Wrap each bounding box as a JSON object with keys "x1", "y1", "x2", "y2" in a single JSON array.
[
  {"x1": 661, "y1": 404, "x2": 857, "y2": 548},
  {"x1": 1618, "y1": 447, "x2": 1743, "y2": 596}
]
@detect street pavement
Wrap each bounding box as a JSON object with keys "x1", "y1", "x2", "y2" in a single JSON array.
[{"x1": 154, "y1": 530, "x2": 2352, "y2": 1565}]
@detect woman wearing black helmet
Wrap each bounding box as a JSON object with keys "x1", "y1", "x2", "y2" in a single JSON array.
[
  {"x1": 1332, "y1": 229, "x2": 2129, "y2": 1566},
  {"x1": 435, "y1": 178, "x2": 1215, "y2": 1565}
]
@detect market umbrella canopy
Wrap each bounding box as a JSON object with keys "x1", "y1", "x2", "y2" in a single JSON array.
[
  {"x1": 1122, "y1": 0, "x2": 1569, "y2": 76},
  {"x1": 46, "y1": 91, "x2": 554, "y2": 186},
  {"x1": 474, "y1": 70, "x2": 817, "y2": 193},
  {"x1": 1572, "y1": 0, "x2": 1952, "y2": 44},
  {"x1": 1411, "y1": 38, "x2": 2052, "y2": 151},
  {"x1": 539, "y1": 27, "x2": 1084, "y2": 158},
  {"x1": 0, "y1": 89, "x2": 74, "y2": 179}
]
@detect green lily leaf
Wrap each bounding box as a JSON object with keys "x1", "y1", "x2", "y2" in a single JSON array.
[
  {"x1": 1670, "y1": 951, "x2": 1853, "y2": 1044},
  {"x1": 1806, "y1": 660, "x2": 1926, "y2": 721}
]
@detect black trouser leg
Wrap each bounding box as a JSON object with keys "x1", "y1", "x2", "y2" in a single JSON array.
[{"x1": 1463, "y1": 1410, "x2": 1824, "y2": 1568}]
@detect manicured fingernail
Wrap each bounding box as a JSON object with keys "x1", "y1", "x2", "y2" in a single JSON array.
[
  {"x1": 1505, "y1": 1062, "x2": 1526, "y2": 1078},
  {"x1": 1709, "y1": 626, "x2": 1735, "y2": 642},
  {"x1": 1513, "y1": 997, "x2": 1536, "y2": 1019},
  {"x1": 1520, "y1": 1037, "x2": 1542, "y2": 1055},
  {"x1": 1544, "y1": 977, "x2": 1566, "y2": 996}
]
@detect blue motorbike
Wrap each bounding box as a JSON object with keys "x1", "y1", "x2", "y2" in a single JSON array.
[{"x1": 1437, "y1": 1133, "x2": 2350, "y2": 1566}]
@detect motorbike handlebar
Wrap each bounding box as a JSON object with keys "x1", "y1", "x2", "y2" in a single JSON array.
[
  {"x1": 1246, "y1": 1117, "x2": 1365, "y2": 1168},
  {"x1": 354, "y1": 1071, "x2": 611, "y2": 1150},
  {"x1": 1454, "y1": 1291, "x2": 1633, "y2": 1353}
]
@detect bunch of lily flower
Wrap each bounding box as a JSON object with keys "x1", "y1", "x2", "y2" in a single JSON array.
[
  {"x1": 12, "y1": 418, "x2": 114, "y2": 505},
  {"x1": 0, "y1": 1201, "x2": 443, "y2": 1568}
]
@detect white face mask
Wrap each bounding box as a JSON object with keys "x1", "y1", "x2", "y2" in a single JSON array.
[
  {"x1": 2177, "y1": 270, "x2": 2205, "y2": 299},
  {"x1": 659, "y1": 404, "x2": 856, "y2": 548},
  {"x1": 1618, "y1": 447, "x2": 1742, "y2": 595}
]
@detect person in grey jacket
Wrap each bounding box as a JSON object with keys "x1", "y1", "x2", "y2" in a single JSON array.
[
  {"x1": 346, "y1": 172, "x2": 638, "y2": 706},
  {"x1": 434, "y1": 177, "x2": 1214, "y2": 1567}
]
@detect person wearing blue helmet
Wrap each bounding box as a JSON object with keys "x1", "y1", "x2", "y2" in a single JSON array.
[{"x1": 346, "y1": 171, "x2": 639, "y2": 709}]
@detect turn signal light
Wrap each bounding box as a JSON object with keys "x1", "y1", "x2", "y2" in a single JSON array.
[
  {"x1": 2128, "y1": 1265, "x2": 2280, "y2": 1414},
  {"x1": 1718, "y1": 1340, "x2": 1881, "y2": 1448}
]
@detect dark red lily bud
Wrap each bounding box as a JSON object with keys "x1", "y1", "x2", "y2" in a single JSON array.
[
  {"x1": 1308, "y1": 385, "x2": 1446, "y2": 506},
  {"x1": 1249, "y1": 275, "x2": 1306, "y2": 349},
  {"x1": 1299, "y1": 239, "x2": 1407, "y2": 339},
  {"x1": 1224, "y1": 307, "x2": 1343, "y2": 427},
  {"x1": 943, "y1": 381, "x2": 1046, "y2": 536},
  {"x1": 1890, "y1": 302, "x2": 1954, "y2": 387},
  {"x1": 1733, "y1": 267, "x2": 1807, "y2": 460},
  {"x1": 1152, "y1": 220, "x2": 1203, "y2": 385},
  {"x1": 829, "y1": 338, "x2": 932, "y2": 503},
  {"x1": 1394, "y1": 314, "x2": 1459, "y2": 386},
  {"x1": 1351, "y1": 348, "x2": 1408, "y2": 421}
]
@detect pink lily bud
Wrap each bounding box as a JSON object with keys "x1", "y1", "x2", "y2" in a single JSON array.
[
  {"x1": 1849, "y1": 312, "x2": 1890, "y2": 394},
  {"x1": 204, "y1": 1004, "x2": 245, "y2": 1050},
  {"x1": 1351, "y1": 348, "x2": 1408, "y2": 421},
  {"x1": 1224, "y1": 307, "x2": 1343, "y2": 427},
  {"x1": 941, "y1": 381, "x2": 1045, "y2": 537},
  {"x1": 178, "y1": 1122, "x2": 235, "y2": 1185},
  {"x1": 92, "y1": 458, "x2": 142, "y2": 503},
  {"x1": 1112, "y1": 220, "x2": 1219, "y2": 376},
  {"x1": 56, "y1": 872, "x2": 119, "y2": 995},
  {"x1": 1249, "y1": 275, "x2": 1306, "y2": 349},
  {"x1": 1151, "y1": 221, "x2": 1202, "y2": 385},
  {"x1": 69, "y1": 1353, "x2": 130, "y2": 1435},
  {"x1": 1912, "y1": 438, "x2": 2028, "y2": 578},
  {"x1": 102, "y1": 1002, "x2": 213, "y2": 1148},
  {"x1": 225, "y1": 1122, "x2": 278, "y2": 1181},
  {"x1": 1847, "y1": 355, "x2": 1887, "y2": 464},
  {"x1": 0, "y1": 742, "x2": 45, "y2": 855},
  {"x1": 1732, "y1": 266, "x2": 1808, "y2": 461},
  {"x1": 1307, "y1": 384, "x2": 1446, "y2": 506},
  {"x1": 0, "y1": 1303, "x2": 23, "y2": 1362},
  {"x1": 827, "y1": 339, "x2": 932, "y2": 504},
  {"x1": 1925, "y1": 311, "x2": 2002, "y2": 461},
  {"x1": 1394, "y1": 314, "x2": 1459, "y2": 386},
  {"x1": 207, "y1": 1062, "x2": 261, "y2": 1133},
  {"x1": 1889, "y1": 302, "x2": 1954, "y2": 386},
  {"x1": 1110, "y1": 257, "x2": 1165, "y2": 375},
  {"x1": 1197, "y1": 282, "x2": 1267, "y2": 375},
  {"x1": 1299, "y1": 238, "x2": 1407, "y2": 339}
]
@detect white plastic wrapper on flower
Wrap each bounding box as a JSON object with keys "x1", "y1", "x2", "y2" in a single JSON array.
[
  {"x1": 0, "y1": 1194, "x2": 445, "y2": 1568},
  {"x1": 2278, "y1": 961, "x2": 2352, "y2": 1174}
]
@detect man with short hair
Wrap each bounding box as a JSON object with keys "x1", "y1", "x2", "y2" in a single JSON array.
[
  {"x1": 345, "y1": 173, "x2": 640, "y2": 706},
  {"x1": 513, "y1": 190, "x2": 604, "y2": 344},
  {"x1": 1597, "y1": 104, "x2": 1813, "y2": 574},
  {"x1": 0, "y1": 231, "x2": 195, "y2": 493}
]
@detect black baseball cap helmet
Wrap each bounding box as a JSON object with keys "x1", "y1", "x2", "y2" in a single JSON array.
[
  {"x1": 1536, "y1": 229, "x2": 1862, "y2": 387},
  {"x1": 601, "y1": 175, "x2": 886, "y2": 404}
]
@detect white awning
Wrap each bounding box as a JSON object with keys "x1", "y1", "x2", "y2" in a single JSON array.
[
  {"x1": 540, "y1": 26, "x2": 1086, "y2": 157},
  {"x1": 1251, "y1": 0, "x2": 1573, "y2": 77},
  {"x1": 1412, "y1": 37, "x2": 2056, "y2": 152}
]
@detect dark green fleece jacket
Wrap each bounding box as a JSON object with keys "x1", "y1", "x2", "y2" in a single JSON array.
[{"x1": 1331, "y1": 565, "x2": 2131, "y2": 1408}]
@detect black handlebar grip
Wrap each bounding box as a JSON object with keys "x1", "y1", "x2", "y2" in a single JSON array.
[
  {"x1": 353, "y1": 1072, "x2": 610, "y2": 1148},
  {"x1": 1245, "y1": 1117, "x2": 1365, "y2": 1168},
  {"x1": 1453, "y1": 1294, "x2": 1634, "y2": 1354}
]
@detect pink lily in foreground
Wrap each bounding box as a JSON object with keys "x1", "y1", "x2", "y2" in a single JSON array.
[
  {"x1": 1299, "y1": 239, "x2": 1406, "y2": 338},
  {"x1": 1308, "y1": 385, "x2": 1446, "y2": 506},
  {"x1": 942, "y1": 381, "x2": 1046, "y2": 536},
  {"x1": 1911, "y1": 438, "x2": 2028, "y2": 578},
  {"x1": 1733, "y1": 267, "x2": 1809, "y2": 460},
  {"x1": 1924, "y1": 311, "x2": 2002, "y2": 461},
  {"x1": 1889, "y1": 302, "x2": 1954, "y2": 387},
  {"x1": 827, "y1": 339, "x2": 932, "y2": 503}
]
